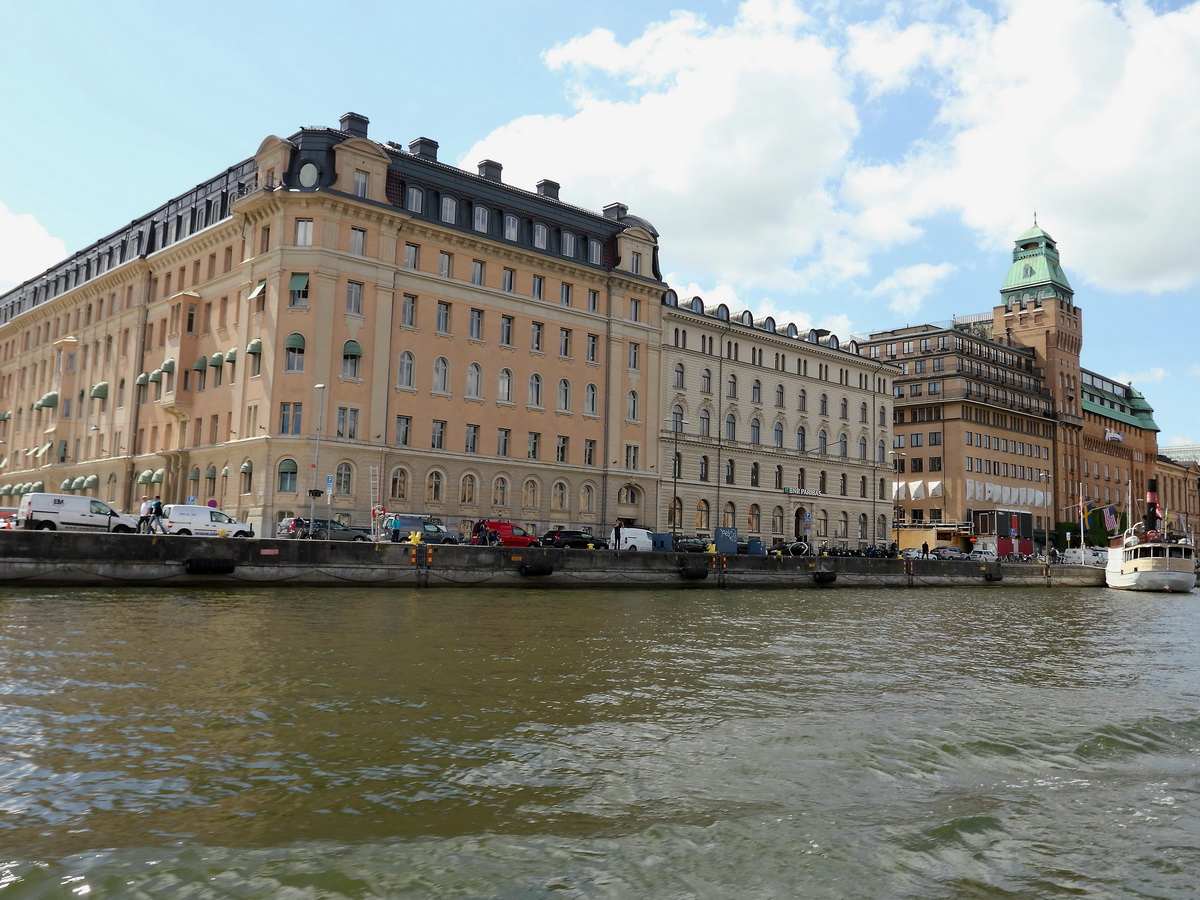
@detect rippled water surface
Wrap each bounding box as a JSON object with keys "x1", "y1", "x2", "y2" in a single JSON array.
[{"x1": 2, "y1": 584, "x2": 1199, "y2": 898}]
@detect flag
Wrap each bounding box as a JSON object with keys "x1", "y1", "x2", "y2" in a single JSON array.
[
  {"x1": 1078, "y1": 484, "x2": 1084, "y2": 517},
  {"x1": 1103, "y1": 506, "x2": 1117, "y2": 531}
]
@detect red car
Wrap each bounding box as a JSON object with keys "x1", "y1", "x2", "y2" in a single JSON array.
[{"x1": 469, "y1": 520, "x2": 540, "y2": 547}]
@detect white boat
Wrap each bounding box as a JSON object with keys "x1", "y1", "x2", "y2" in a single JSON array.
[{"x1": 1105, "y1": 479, "x2": 1196, "y2": 593}]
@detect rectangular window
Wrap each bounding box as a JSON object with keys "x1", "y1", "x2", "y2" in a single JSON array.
[
  {"x1": 431, "y1": 419, "x2": 446, "y2": 449},
  {"x1": 588, "y1": 239, "x2": 602, "y2": 265},
  {"x1": 345, "y1": 281, "x2": 363, "y2": 315},
  {"x1": 587, "y1": 333, "x2": 599, "y2": 362},
  {"x1": 527, "y1": 432, "x2": 540, "y2": 460},
  {"x1": 349, "y1": 227, "x2": 366, "y2": 256},
  {"x1": 630, "y1": 251, "x2": 641, "y2": 274},
  {"x1": 531, "y1": 321, "x2": 543, "y2": 351},
  {"x1": 395, "y1": 415, "x2": 411, "y2": 446},
  {"x1": 560, "y1": 282, "x2": 572, "y2": 306},
  {"x1": 497, "y1": 428, "x2": 511, "y2": 456},
  {"x1": 556, "y1": 435, "x2": 569, "y2": 463},
  {"x1": 404, "y1": 243, "x2": 419, "y2": 269},
  {"x1": 534, "y1": 223, "x2": 548, "y2": 249},
  {"x1": 406, "y1": 186, "x2": 423, "y2": 213},
  {"x1": 502, "y1": 267, "x2": 514, "y2": 292},
  {"x1": 440, "y1": 196, "x2": 457, "y2": 224},
  {"x1": 334, "y1": 407, "x2": 359, "y2": 440},
  {"x1": 295, "y1": 218, "x2": 313, "y2": 246},
  {"x1": 562, "y1": 232, "x2": 576, "y2": 257},
  {"x1": 259, "y1": 226, "x2": 270, "y2": 255},
  {"x1": 559, "y1": 328, "x2": 571, "y2": 357},
  {"x1": 629, "y1": 298, "x2": 641, "y2": 321},
  {"x1": 438, "y1": 251, "x2": 452, "y2": 278},
  {"x1": 628, "y1": 342, "x2": 639, "y2": 370},
  {"x1": 470, "y1": 308, "x2": 484, "y2": 340},
  {"x1": 587, "y1": 289, "x2": 598, "y2": 312},
  {"x1": 353, "y1": 170, "x2": 369, "y2": 197},
  {"x1": 401, "y1": 294, "x2": 417, "y2": 327},
  {"x1": 473, "y1": 206, "x2": 488, "y2": 232},
  {"x1": 279, "y1": 402, "x2": 302, "y2": 434},
  {"x1": 625, "y1": 444, "x2": 639, "y2": 469},
  {"x1": 436, "y1": 301, "x2": 451, "y2": 333},
  {"x1": 465, "y1": 423, "x2": 479, "y2": 454},
  {"x1": 500, "y1": 315, "x2": 514, "y2": 346},
  {"x1": 289, "y1": 273, "x2": 309, "y2": 308},
  {"x1": 532, "y1": 275, "x2": 544, "y2": 300},
  {"x1": 584, "y1": 439, "x2": 596, "y2": 466},
  {"x1": 504, "y1": 214, "x2": 519, "y2": 241},
  {"x1": 471, "y1": 260, "x2": 484, "y2": 285}
]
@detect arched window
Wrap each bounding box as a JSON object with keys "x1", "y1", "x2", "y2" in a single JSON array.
[
  {"x1": 774, "y1": 422, "x2": 784, "y2": 447},
  {"x1": 838, "y1": 433, "x2": 848, "y2": 457},
  {"x1": 877, "y1": 440, "x2": 886, "y2": 463},
  {"x1": 580, "y1": 483, "x2": 594, "y2": 512},
  {"x1": 725, "y1": 459, "x2": 735, "y2": 484},
  {"x1": 818, "y1": 509, "x2": 828, "y2": 536},
  {"x1": 839, "y1": 511, "x2": 849, "y2": 537},
  {"x1": 725, "y1": 413, "x2": 736, "y2": 441},
  {"x1": 699, "y1": 409, "x2": 711, "y2": 437},
  {"x1": 523, "y1": 479, "x2": 539, "y2": 508},
  {"x1": 557, "y1": 379, "x2": 571, "y2": 411},
  {"x1": 819, "y1": 393, "x2": 828, "y2": 415},
  {"x1": 772, "y1": 506, "x2": 785, "y2": 534},
  {"x1": 859, "y1": 475, "x2": 867, "y2": 498},
  {"x1": 699, "y1": 455, "x2": 709, "y2": 481},
  {"x1": 727, "y1": 373, "x2": 737, "y2": 398},
  {"x1": 775, "y1": 384, "x2": 784, "y2": 407},
  {"x1": 696, "y1": 499, "x2": 710, "y2": 531},
  {"x1": 796, "y1": 426, "x2": 806, "y2": 452},
  {"x1": 335, "y1": 462, "x2": 352, "y2": 494},
  {"x1": 839, "y1": 473, "x2": 847, "y2": 495},
  {"x1": 860, "y1": 402, "x2": 868, "y2": 423},
  {"x1": 626, "y1": 391, "x2": 639, "y2": 421},
  {"x1": 774, "y1": 465, "x2": 783, "y2": 489},
  {"x1": 552, "y1": 480, "x2": 567, "y2": 510},
  {"x1": 499, "y1": 368, "x2": 513, "y2": 402},
  {"x1": 668, "y1": 496, "x2": 683, "y2": 529},
  {"x1": 879, "y1": 478, "x2": 887, "y2": 500},
  {"x1": 750, "y1": 462, "x2": 759, "y2": 486},
  {"x1": 879, "y1": 406, "x2": 886, "y2": 426},
  {"x1": 618, "y1": 485, "x2": 640, "y2": 504},
  {"x1": 750, "y1": 418, "x2": 761, "y2": 444},
  {"x1": 798, "y1": 389, "x2": 806, "y2": 411},
  {"x1": 397, "y1": 351, "x2": 414, "y2": 388},
  {"x1": 748, "y1": 504, "x2": 761, "y2": 533},
  {"x1": 674, "y1": 362, "x2": 685, "y2": 389},
  {"x1": 818, "y1": 430, "x2": 827, "y2": 454},
  {"x1": 390, "y1": 467, "x2": 408, "y2": 500},
  {"x1": 460, "y1": 473, "x2": 477, "y2": 504},
  {"x1": 277, "y1": 458, "x2": 298, "y2": 492},
  {"x1": 426, "y1": 471, "x2": 443, "y2": 502},
  {"x1": 584, "y1": 383, "x2": 597, "y2": 415},
  {"x1": 701, "y1": 369, "x2": 712, "y2": 393},
  {"x1": 859, "y1": 437, "x2": 867, "y2": 459},
  {"x1": 723, "y1": 501, "x2": 735, "y2": 528},
  {"x1": 528, "y1": 374, "x2": 543, "y2": 407},
  {"x1": 433, "y1": 357, "x2": 449, "y2": 393},
  {"x1": 493, "y1": 476, "x2": 508, "y2": 506},
  {"x1": 752, "y1": 379, "x2": 761, "y2": 402},
  {"x1": 858, "y1": 514, "x2": 868, "y2": 540},
  {"x1": 798, "y1": 468, "x2": 806, "y2": 490},
  {"x1": 840, "y1": 398, "x2": 848, "y2": 418},
  {"x1": 819, "y1": 470, "x2": 827, "y2": 492},
  {"x1": 466, "y1": 363, "x2": 482, "y2": 399}
]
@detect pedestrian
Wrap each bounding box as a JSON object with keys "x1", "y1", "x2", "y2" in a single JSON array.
[
  {"x1": 613, "y1": 520, "x2": 623, "y2": 551},
  {"x1": 137, "y1": 496, "x2": 152, "y2": 534},
  {"x1": 390, "y1": 513, "x2": 402, "y2": 543},
  {"x1": 149, "y1": 495, "x2": 167, "y2": 534},
  {"x1": 921, "y1": 540, "x2": 929, "y2": 558},
  {"x1": 488, "y1": 528, "x2": 499, "y2": 546}
]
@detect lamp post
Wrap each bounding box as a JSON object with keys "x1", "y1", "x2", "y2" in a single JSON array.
[
  {"x1": 664, "y1": 414, "x2": 688, "y2": 535},
  {"x1": 888, "y1": 451, "x2": 906, "y2": 544},
  {"x1": 1040, "y1": 472, "x2": 1053, "y2": 561},
  {"x1": 308, "y1": 383, "x2": 327, "y2": 538}
]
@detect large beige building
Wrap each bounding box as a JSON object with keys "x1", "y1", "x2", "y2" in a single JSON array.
[{"x1": 0, "y1": 114, "x2": 667, "y2": 537}]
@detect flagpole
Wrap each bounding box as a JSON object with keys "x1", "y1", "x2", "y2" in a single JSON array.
[{"x1": 1078, "y1": 481, "x2": 1084, "y2": 549}]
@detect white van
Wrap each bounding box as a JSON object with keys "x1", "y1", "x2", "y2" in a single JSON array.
[
  {"x1": 609, "y1": 525, "x2": 655, "y2": 551},
  {"x1": 162, "y1": 504, "x2": 254, "y2": 537},
  {"x1": 1062, "y1": 546, "x2": 1107, "y2": 566},
  {"x1": 17, "y1": 492, "x2": 140, "y2": 533}
]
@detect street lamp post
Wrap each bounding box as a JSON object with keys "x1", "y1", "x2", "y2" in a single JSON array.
[
  {"x1": 664, "y1": 414, "x2": 688, "y2": 535},
  {"x1": 888, "y1": 451, "x2": 906, "y2": 544},
  {"x1": 1040, "y1": 472, "x2": 1053, "y2": 561},
  {"x1": 308, "y1": 383, "x2": 327, "y2": 538}
]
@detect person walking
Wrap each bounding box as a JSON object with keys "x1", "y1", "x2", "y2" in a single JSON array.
[
  {"x1": 137, "y1": 496, "x2": 152, "y2": 534},
  {"x1": 149, "y1": 495, "x2": 167, "y2": 534},
  {"x1": 613, "y1": 520, "x2": 623, "y2": 551},
  {"x1": 921, "y1": 540, "x2": 929, "y2": 558}
]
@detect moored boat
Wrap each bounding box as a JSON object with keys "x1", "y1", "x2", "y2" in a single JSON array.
[{"x1": 1106, "y1": 478, "x2": 1196, "y2": 593}]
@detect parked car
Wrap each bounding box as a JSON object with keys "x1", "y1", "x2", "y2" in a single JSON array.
[
  {"x1": 469, "y1": 520, "x2": 540, "y2": 547},
  {"x1": 540, "y1": 529, "x2": 605, "y2": 549},
  {"x1": 17, "y1": 492, "x2": 139, "y2": 533},
  {"x1": 382, "y1": 514, "x2": 458, "y2": 544},
  {"x1": 673, "y1": 535, "x2": 711, "y2": 553},
  {"x1": 0, "y1": 506, "x2": 18, "y2": 530},
  {"x1": 768, "y1": 540, "x2": 811, "y2": 556},
  {"x1": 609, "y1": 525, "x2": 655, "y2": 551},
  {"x1": 931, "y1": 545, "x2": 968, "y2": 560},
  {"x1": 968, "y1": 548, "x2": 998, "y2": 562},
  {"x1": 900, "y1": 547, "x2": 924, "y2": 559},
  {"x1": 277, "y1": 517, "x2": 370, "y2": 541},
  {"x1": 162, "y1": 504, "x2": 254, "y2": 537}
]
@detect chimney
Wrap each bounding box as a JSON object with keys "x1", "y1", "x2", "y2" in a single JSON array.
[
  {"x1": 603, "y1": 202, "x2": 628, "y2": 220},
  {"x1": 409, "y1": 137, "x2": 439, "y2": 161},
  {"x1": 478, "y1": 160, "x2": 503, "y2": 182},
  {"x1": 339, "y1": 112, "x2": 369, "y2": 138},
  {"x1": 536, "y1": 179, "x2": 560, "y2": 200}
]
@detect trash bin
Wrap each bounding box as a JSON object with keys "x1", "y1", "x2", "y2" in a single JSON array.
[
  {"x1": 651, "y1": 532, "x2": 673, "y2": 551},
  {"x1": 746, "y1": 540, "x2": 765, "y2": 555}
]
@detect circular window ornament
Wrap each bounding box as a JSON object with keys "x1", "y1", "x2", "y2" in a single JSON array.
[{"x1": 298, "y1": 162, "x2": 319, "y2": 188}]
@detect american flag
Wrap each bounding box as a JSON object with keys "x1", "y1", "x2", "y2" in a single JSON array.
[{"x1": 1103, "y1": 506, "x2": 1117, "y2": 531}]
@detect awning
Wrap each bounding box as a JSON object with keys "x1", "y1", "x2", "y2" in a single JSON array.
[
  {"x1": 36, "y1": 441, "x2": 53, "y2": 458},
  {"x1": 204, "y1": 465, "x2": 217, "y2": 478},
  {"x1": 928, "y1": 481, "x2": 943, "y2": 498},
  {"x1": 0, "y1": 411, "x2": 8, "y2": 420},
  {"x1": 192, "y1": 356, "x2": 208, "y2": 371},
  {"x1": 0, "y1": 456, "x2": 6, "y2": 468},
  {"x1": 225, "y1": 347, "x2": 237, "y2": 362},
  {"x1": 909, "y1": 481, "x2": 926, "y2": 501},
  {"x1": 30, "y1": 481, "x2": 44, "y2": 493},
  {"x1": 160, "y1": 358, "x2": 175, "y2": 373},
  {"x1": 138, "y1": 469, "x2": 154, "y2": 484},
  {"x1": 83, "y1": 474, "x2": 99, "y2": 489},
  {"x1": 39, "y1": 391, "x2": 58, "y2": 409},
  {"x1": 288, "y1": 273, "x2": 309, "y2": 292},
  {"x1": 343, "y1": 339, "x2": 363, "y2": 357},
  {"x1": 246, "y1": 339, "x2": 262, "y2": 355},
  {"x1": 220, "y1": 466, "x2": 229, "y2": 478},
  {"x1": 188, "y1": 467, "x2": 200, "y2": 481},
  {"x1": 71, "y1": 476, "x2": 86, "y2": 490},
  {"x1": 248, "y1": 279, "x2": 267, "y2": 299},
  {"x1": 90, "y1": 382, "x2": 109, "y2": 399},
  {"x1": 135, "y1": 373, "x2": 149, "y2": 386},
  {"x1": 148, "y1": 369, "x2": 163, "y2": 383},
  {"x1": 0, "y1": 485, "x2": 11, "y2": 496},
  {"x1": 60, "y1": 479, "x2": 73, "y2": 491},
  {"x1": 55, "y1": 440, "x2": 67, "y2": 459},
  {"x1": 284, "y1": 333, "x2": 305, "y2": 350},
  {"x1": 209, "y1": 352, "x2": 224, "y2": 367},
  {"x1": 892, "y1": 482, "x2": 906, "y2": 501},
  {"x1": 240, "y1": 460, "x2": 253, "y2": 474},
  {"x1": 151, "y1": 468, "x2": 165, "y2": 483}
]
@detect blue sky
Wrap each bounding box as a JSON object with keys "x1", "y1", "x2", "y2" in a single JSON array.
[{"x1": 2, "y1": 0, "x2": 1197, "y2": 445}]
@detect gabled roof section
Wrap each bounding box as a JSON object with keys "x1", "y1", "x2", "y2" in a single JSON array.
[{"x1": 1001, "y1": 222, "x2": 1073, "y2": 299}]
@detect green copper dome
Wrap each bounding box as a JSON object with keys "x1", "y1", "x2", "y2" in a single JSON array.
[{"x1": 1001, "y1": 222, "x2": 1073, "y2": 303}]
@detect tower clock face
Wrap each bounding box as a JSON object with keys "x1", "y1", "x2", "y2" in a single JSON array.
[{"x1": 298, "y1": 162, "x2": 319, "y2": 188}]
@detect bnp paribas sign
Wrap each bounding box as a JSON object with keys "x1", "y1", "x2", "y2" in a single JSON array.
[{"x1": 783, "y1": 488, "x2": 823, "y2": 497}]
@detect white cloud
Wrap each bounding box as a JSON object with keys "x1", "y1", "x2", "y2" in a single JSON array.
[
  {"x1": 868, "y1": 262, "x2": 956, "y2": 315},
  {"x1": 0, "y1": 202, "x2": 65, "y2": 293},
  {"x1": 1113, "y1": 366, "x2": 1167, "y2": 386}
]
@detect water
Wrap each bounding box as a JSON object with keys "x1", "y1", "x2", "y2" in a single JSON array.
[{"x1": 2, "y1": 585, "x2": 1198, "y2": 899}]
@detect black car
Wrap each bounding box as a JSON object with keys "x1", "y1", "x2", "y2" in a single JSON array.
[
  {"x1": 540, "y1": 529, "x2": 606, "y2": 549},
  {"x1": 277, "y1": 517, "x2": 370, "y2": 541},
  {"x1": 672, "y1": 536, "x2": 710, "y2": 553}
]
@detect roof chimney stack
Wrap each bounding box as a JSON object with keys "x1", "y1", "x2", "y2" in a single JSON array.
[
  {"x1": 478, "y1": 160, "x2": 503, "y2": 182},
  {"x1": 339, "y1": 112, "x2": 369, "y2": 138},
  {"x1": 408, "y1": 137, "x2": 439, "y2": 161},
  {"x1": 536, "y1": 179, "x2": 560, "y2": 200}
]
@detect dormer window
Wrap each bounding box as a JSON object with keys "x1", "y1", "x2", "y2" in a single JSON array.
[{"x1": 533, "y1": 223, "x2": 548, "y2": 249}]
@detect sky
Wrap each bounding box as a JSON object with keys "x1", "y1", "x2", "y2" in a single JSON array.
[{"x1": 2, "y1": 0, "x2": 1197, "y2": 446}]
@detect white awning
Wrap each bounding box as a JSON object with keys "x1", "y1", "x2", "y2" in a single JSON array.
[
  {"x1": 928, "y1": 480, "x2": 943, "y2": 498},
  {"x1": 892, "y1": 482, "x2": 907, "y2": 501},
  {"x1": 909, "y1": 480, "x2": 926, "y2": 501}
]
